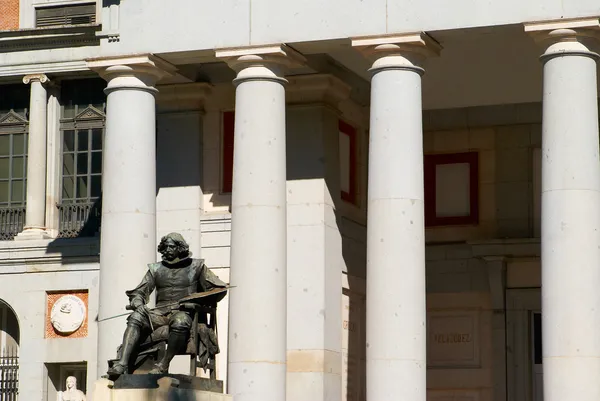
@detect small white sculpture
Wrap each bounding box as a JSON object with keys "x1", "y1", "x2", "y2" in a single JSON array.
[{"x1": 57, "y1": 376, "x2": 86, "y2": 401}]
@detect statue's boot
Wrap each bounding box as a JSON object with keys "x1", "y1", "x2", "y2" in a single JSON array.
[
  {"x1": 107, "y1": 325, "x2": 141, "y2": 375},
  {"x1": 150, "y1": 330, "x2": 188, "y2": 374}
]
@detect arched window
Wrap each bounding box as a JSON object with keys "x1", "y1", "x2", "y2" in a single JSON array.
[{"x1": 0, "y1": 299, "x2": 19, "y2": 400}]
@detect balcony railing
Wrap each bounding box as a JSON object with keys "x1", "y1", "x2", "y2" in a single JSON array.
[
  {"x1": 57, "y1": 201, "x2": 101, "y2": 238},
  {"x1": 0, "y1": 207, "x2": 26, "y2": 241}
]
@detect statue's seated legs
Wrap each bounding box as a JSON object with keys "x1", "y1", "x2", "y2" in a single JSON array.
[
  {"x1": 107, "y1": 308, "x2": 193, "y2": 376},
  {"x1": 149, "y1": 311, "x2": 192, "y2": 374}
]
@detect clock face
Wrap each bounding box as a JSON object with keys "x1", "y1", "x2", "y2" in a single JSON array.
[{"x1": 50, "y1": 295, "x2": 87, "y2": 334}]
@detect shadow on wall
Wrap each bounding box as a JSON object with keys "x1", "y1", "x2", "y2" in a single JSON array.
[
  {"x1": 45, "y1": 196, "x2": 102, "y2": 264},
  {"x1": 285, "y1": 105, "x2": 368, "y2": 400},
  {"x1": 0, "y1": 299, "x2": 20, "y2": 351},
  {"x1": 340, "y1": 220, "x2": 367, "y2": 401},
  {"x1": 156, "y1": 112, "x2": 203, "y2": 192}
]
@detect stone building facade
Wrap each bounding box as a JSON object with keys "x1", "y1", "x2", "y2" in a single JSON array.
[{"x1": 0, "y1": 2, "x2": 599, "y2": 401}]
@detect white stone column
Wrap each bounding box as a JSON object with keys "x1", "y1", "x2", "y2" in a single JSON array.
[
  {"x1": 17, "y1": 74, "x2": 50, "y2": 239},
  {"x1": 353, "y1": 34, "x2": 440, "y2": 401},
  {"x1": 216, "y1": 45, "x2": 305, "y2": 401},
  {"x1": 525, "y1": 19, "x2": 600, "y2": 401},
  {"x1": 87, "y1": 55, "x2": 174, "y2": 377},
  {"x1": 45, "y1": 85, "x2": 61, "y2": 238}
]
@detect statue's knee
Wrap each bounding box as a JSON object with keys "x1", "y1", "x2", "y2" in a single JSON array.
[
  {"x1": 170, "y1": 313, "x2": 191, "y2": 332},
  {"x1": 127, "y1": 311, "x2": 147, "y2": 328}
]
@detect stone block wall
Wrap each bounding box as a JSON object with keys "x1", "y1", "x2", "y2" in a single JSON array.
[
  {"x1": 423, "y1": 102, "x2": 543, "y2": 243},
  {"x1": 0, "y1": 0, "x2": 19, "y2": 30}
]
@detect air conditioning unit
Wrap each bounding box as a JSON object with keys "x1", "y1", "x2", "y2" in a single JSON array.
[{"x1": 35, "y1": 3, "x2": 96, "y2": 28}]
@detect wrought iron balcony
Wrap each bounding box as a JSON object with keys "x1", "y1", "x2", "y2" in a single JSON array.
[
  {"x1": 57, "y1": 201, "x2": 101, "y2": 238},
  {"x1": 0, "y1": 206, "x2": 26, "y2": 241}
]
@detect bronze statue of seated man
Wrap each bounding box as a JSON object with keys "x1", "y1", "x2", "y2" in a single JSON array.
[{"x1": 107, "y1": 232, "x2": 227, "y2": 376}]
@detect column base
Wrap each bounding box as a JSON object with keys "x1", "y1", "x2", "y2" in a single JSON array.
[{"x1": 14, "y1": 228, "x2": 52, "y2": 240}]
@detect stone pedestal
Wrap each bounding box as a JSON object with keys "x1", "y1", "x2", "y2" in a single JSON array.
[{"x1": 92, "y1": 375, "x2": 231, "y2": 401}]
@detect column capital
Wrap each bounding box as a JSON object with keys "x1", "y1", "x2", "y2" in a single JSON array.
[
  {"x1": 23, "y1": 73, "x2": 49, "y2": 85},
  {"x1": 525, "y1": 18, "x2": 600, "y2": 60},
  {"x1": 352, "y1": 32, "x2": 442, "y2": 75},
  {"x1": 216, "y1": 44, "x2": 306, "y2": 85},
  {"x1": 86, "y1": 54, "x2": 177, "y2": 94}
]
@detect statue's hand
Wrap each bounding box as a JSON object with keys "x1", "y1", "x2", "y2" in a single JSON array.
[{"x1": 130, "y1": 299, "x2": 145, "y2": 310}]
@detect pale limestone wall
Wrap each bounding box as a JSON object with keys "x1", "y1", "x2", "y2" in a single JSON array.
[
  {"x1": 423, "y1": 102, "x2": 543, "y2": 243},
  {"x1": 0, "y1": 239, "x2": 100, "y2": 401}
]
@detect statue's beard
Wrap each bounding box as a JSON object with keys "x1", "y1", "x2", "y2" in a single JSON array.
[{"x1": 161, "y1": 251, "x2": 191, "y2": 265}]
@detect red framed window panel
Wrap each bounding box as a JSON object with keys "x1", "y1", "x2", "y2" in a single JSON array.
[
  {"x1": 339, "y1": 120, "x2": 358, "y2": 204},
  {"x1": 222, "y1": 111, "x2": 235, "y2": 193},
  {"x1": 424, "y1": 151, "x2": 479, "y2": 227}
]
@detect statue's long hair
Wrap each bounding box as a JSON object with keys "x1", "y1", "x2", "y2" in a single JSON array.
[{"x1": 157, "y1": 232, "x2": 190, "y2": 258}]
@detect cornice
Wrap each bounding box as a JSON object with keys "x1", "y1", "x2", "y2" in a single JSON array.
[
  {"x1": 0, "y1": 25, "x2": 100, "y2": 53},
  {"x1": 0, "y1": 60, "x2": 89, "y2": 78}
]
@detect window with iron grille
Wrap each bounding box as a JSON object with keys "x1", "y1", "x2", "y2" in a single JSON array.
[
  {"x1": 0, "y1": 85, "x2": 30, "y2": 241},
  {"x1": 35, "y1": 3, "x2": 97, "y2": 28},
  {"x1": 61, "y1": 124, "x2": 103, "y2": 204},
  {"x1": 58, "y1": 79, "x2": 106, "y2": 238},
  {"x1": 0, "y1": 113, "x2": 28, "y2": 208}
]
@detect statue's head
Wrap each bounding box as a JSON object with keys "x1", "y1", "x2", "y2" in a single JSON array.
[
  {"x1": 66, "y1": 376, "x2": 77, "y2": 390},
  {"x1": 158, "y1": 232, "x2": 190, "y2": 262}
]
